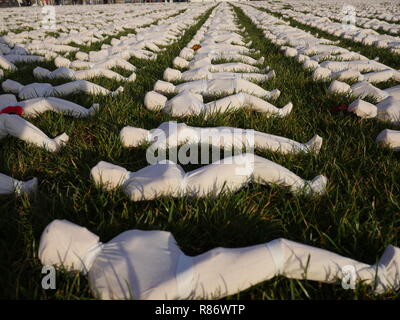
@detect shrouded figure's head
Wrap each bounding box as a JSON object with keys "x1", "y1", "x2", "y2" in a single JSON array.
[
  {"x1": 144, "y1": 91, "x2": 168, "y2": 111},
  {"x1": 38, "y1": 219, "x2": 100, "y2": 273},
  {"x1": 163, "y1": 68, "x2": 182, "y2": 82},
  {"x1": 119, "y1": 126, "x2": 150, "y2": 148},
  {"x1": 90, "y1": 161, "x2": 129, "y2": 191},
  {"x1": 153, "y1": 80, "x2": 176, "y2": 94}
]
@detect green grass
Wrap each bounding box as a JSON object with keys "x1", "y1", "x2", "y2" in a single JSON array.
[{"x1": 0, "y1": 3, "x2": 400, "y2": 300}]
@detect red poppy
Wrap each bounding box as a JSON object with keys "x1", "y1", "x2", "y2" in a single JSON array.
[
  {"x1": 0, "y1": 106, "x2": 24, "y2": 116},
  {"x1": 191, "y1": 44, "x2": 202, "y2": 51}
]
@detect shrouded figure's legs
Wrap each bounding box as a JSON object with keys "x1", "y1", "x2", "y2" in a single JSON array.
[
  {"x1": 191, "y1": 244, "x2": 276, "y2": 299},
  {"x1": 253, "y1": 131, "x2": 323, "y2": 154},
  {"x1": 204, "y1": 93, "x2": 292, "y2": 117},
  {"x1": 52, "y1": 80, "x2": 123, "y2": 97},
  {"x1": 0, "y1": 173, "x2": 38, "y2": 195},
  {"x1": 235, "y1": 78, "x2": 279, "y2": 99},
  {"x1": 251, "y1": 154, "x2": 327, "y2": 195},
  {"x1": 2, "y1": 114, "x2": 69, "y2": 152},
  {"x1": 19, "y1": 97, "x2": 99, "y2": 118},
  {"x1": 190, "y1": 238, "x2": 381, "y2": 299},
  {"x1": 75, "y1": 69, "x2": 134, "y2": 82},
  {"x1": 210, "y1": 63, "x2": 260, "y2": 73},
  {"x1": 242, "y1": 93, "x2": 292, "y2": 117},
  {"x1": 96, "y1": 58, "x2": 136, "y2": 72}
]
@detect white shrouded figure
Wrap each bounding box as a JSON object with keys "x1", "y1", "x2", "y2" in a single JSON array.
[
  {"x1": 153, "y1": 78, "x2": 280, "y2": 100},
  {"x1": 0, "y1": 173, "x2": 38, "y2": 196},
  {"x1": 33, "y1": 66, "x2": 136, "y2": 83},
  {"x1": 163, "y1": 67, "x2": 274, "y2": 83},
  {"x1": 0, "y1": 114, "x2": 69, "y2": 152},
  {"x1": 179, "y1": 44, "x2": 255, "y2": 61},
  {"x1": 54, "y1": 56, "x2": 136, "y2": 73},
  {"x1": 90, "y1": 153, "x2": 327, "y2": 201},
  {"x1": 173, "y1": 54, "x2": 264, "y2": 69},
  {"x1": 144, "y1": 90, "x2": 292, "y2": 118},
  {"x1": 38, "y1": 219, "x2": 400, "y2": 300},
  {"x1": 119, "y1": 121, "x2": 323, "y2": 155},
  {"x1": 2, "y1": 79, "x2": 123, "y2": 100},
  {"x1": 0, "y1": 94, "x2": 100, "y2": 118}
]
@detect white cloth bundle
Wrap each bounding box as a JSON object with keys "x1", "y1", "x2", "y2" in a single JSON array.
[
  {"x1": 90, "y1": 153, "x2": 327, "y2": 200},
  {"x1": 119, "y1": 121, "x2": 323, "y2": 155},
  {"x1": 0, "y1": 94, "x2": 100, "y2": 118},
  {"x1": 145, "y1": 90, "x2": 292, "y2": 118},
  {"x1": 153, "y1": 78, "x2": 279, "y2": 100},
  {"x1": 0, "y1": 114, "x2": 69, "y2": 152},
  {"x1": 38, "y1": 219, "x2": 400, "y2": 299},
  {"x1": 2, "y1": 79, "x2": 123, "y2": 99}
]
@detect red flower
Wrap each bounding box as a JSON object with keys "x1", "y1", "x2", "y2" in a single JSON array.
[
  {"x1": 191, "y1": 44, "x2": 202, "y2": 51},
  {"x1": 0, "y1": 106, "x2": 24, "y2": 116}
]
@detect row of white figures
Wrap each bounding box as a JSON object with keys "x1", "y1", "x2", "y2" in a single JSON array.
[
  {"x1": 145, "y1": 4, "x2": 292, "y2": 118},
  {"x1": 239, "y1": 5, "x2": 400, "y2": 90},
  {"x1": 296, "y1": 4, "x2": 400, "y2": 36},
  {"x1": 38, "y1": 219, "x2": 400, "y2": 299},
  {"x1": 238, "y1": 4, "x2": 400, "y2": 152},
  {"x1": 0, "y1": 4, "x2": 210, "y2": 81},
  {"x1": 0, "y1": 5, "x2": 195, "y2": 70},
  {"x1": 0, "y1": 91, "x2": 104, "y2": 196},
  {"x1": 0, "y1": 5, "x2": 214, "y2": 196},
  {"x1": 237, "y1": 5, "x2": 400, "y2": 104},
  {"x1": 0, "y1": 4, "x2": 180, "y2": 49},
  {"x1": 253, "y1": 2, "x2": 400, "y2": 55},
  {"x1": 74, "y1": 5, "x2": 212, "y2": 63},
  {"x1": 42, "y1": 5, "x2": 212, "y2": 81}
]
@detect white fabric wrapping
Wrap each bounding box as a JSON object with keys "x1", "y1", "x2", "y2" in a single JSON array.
[
  {"x1": 90, "y1": 153, "x2": 327, "y2": 201},
  {"x1": 0, "y1": 94, "x2": 100, "y2": 118},
  {"x1": 119, "y1": 122, "x2": 323, "y2": 155},
  {"x1": 2, "y1": 79, "x2": 123, "y2": 99},
  {"x1": 145, "y1": 90, "x2": 292, "y2": 118},
  {"x1": 38, "y1": 219, "x2": 400, "y2": 299}
]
